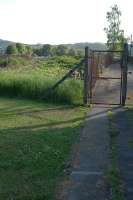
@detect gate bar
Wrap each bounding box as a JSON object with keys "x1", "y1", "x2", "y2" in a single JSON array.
[
  {"x1": 92, "y1": 50, "x2": 123, "y2": 53},
  {"x1": 92, "y1": 76, "x2": 121, "y2": 80},
  {"x1": 121, "y1": 43, "x2": 128, "y2": 106},
  {"x1": 91, "y1": 102, "x2": 121, "y2": 105}
]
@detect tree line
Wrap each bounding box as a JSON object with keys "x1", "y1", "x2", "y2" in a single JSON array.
[
  {"x1": 6, "y1": 5, "x2": 127, "y2": 58},
  {"x1": 6, "y1": 43, "x2": 83, "y2": 57}
]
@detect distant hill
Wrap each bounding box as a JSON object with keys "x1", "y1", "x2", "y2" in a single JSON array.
[
  {"x1": 66, "y1": 42, "x2": 107, "y2": 50},
  {"x1": 0, "y1": 39, "x2": 107, "y2": 53},
  {"x1": 31, "y1": 42, "x2": 107, "y2": 50},
  {"x1": 0, "y1": 39, "x2": 13, "y2": 53}
]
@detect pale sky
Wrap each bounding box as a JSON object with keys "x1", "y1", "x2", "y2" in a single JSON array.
[{"x1": 0, "y1": 0, "x2": 132, "y2": 44}]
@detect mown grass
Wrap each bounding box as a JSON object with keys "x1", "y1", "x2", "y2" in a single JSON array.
[
  {"x1": 0, "y1": 97, "x2": 86, "y2": 200},
  {"x1": 0, "y1": 56, "x2": 83, "y2": 105}
]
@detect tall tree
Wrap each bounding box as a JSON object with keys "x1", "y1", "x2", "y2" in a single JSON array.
[
  {"x1": 42, "y1": 44, "x2": 51, "y2": 56},
  {"x1": 16, "y1": 43, "x2": 26, "y2": 55},
  {"x1": 104, "y1": 4, "x2": 125, "y2": 50},
  {"x1": 55, "y1": 45, "x2": 68, "y2": 56},
  {"x1": 25, "y1": 45, "x2": 33, "y2": 57},
  {"x1": 68, "y1": 48, "x2": 76, "y2": 56},
  {"x1": 6, "y1": 44, "x2": 18, "y2": 55}
]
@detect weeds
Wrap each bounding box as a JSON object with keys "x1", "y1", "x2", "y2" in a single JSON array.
[{"x1": 0, "y1": 57, "x2": 83, "y2": 105}]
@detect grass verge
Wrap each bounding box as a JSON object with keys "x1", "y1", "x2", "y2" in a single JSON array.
[
  {"x1": 125, "y1": 107, "x2": 133, "y2": 148},
  {"x1": 0, "y1": 97, "x2": 86, "y2": 200},
  {"x1": 107, "y1": 111, "x2": 124, "y2": 200}
]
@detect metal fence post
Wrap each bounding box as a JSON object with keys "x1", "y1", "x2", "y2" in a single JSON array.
[
  {"x1": 83, "y1": 47, "x2": 90, "y2": 106},
  {"x1": 122, "y1": 43, "x2": 128, "y2": 106}
]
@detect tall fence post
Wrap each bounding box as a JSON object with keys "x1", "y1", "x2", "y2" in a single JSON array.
[
  {"x1": 83, "y1": 47, "x2": 90, "y2": 106},
  {"x1": 122, "y1": 43, "x2": 128, "y2": 106}
]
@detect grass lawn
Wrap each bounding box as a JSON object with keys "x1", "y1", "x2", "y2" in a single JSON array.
[{"x1": 0, "y1": 97, "x2": 86, "y2": 200}]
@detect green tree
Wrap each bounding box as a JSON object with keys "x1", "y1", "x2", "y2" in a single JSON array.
[
  {"x1": 25, "y1": 45, "x2": 33, "y2": 57},
  {"x1": 104, "y1": 4, "x2": 125, "y2": 50},
  {"x1": 33, "y1": 48, "x2": 42, "y2": 56},
  {"x1": 68, "y1": 48, "x2": 76, "y2": 56},
  {"x1": 6, "y1": 44, "x2": 18, "y2": 55},
  {"x1": 50, "y1": 47, "x2": 56, "y2": 56},
  {"x1": 55, "y1": 45, "x2": 68, "y2": 56},
  {"x1": 77, "y1": 49, "x2": 83, "y2": 57},
  {"x1": 42, "y1": 44, "x2": 51, "y2": 56},
  {"x1": 16, "y1": 43, "x2": 26, "y2": 55}
]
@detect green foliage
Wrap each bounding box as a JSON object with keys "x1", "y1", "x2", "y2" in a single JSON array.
[
  {"x1": 107, "y1": 110, "x2": 113, "y2": 119},
  {"x1": 68, "y1": 48, "x2": 76, "y2": 56},
  {"x1": 107, "y1": 113, "x2": 125, "y2": 200},
  {"x1": 25, "y1": 45, "x2": 33, "y2": 56},
  {"x1": 34, "y1": 45, "x2": 69, "y2": 57},
  {"x1": 46, "y1": 56, "x2": 80, "y2": 68},
  {"x1": 33, "y1": 44, "x2": 106, "y2": 57},
  {"x1": 0, "y1": 56, "x2": 83, "y2": 105},
  {"x1": 16, "y1": 43, "x2": 26, "y2": 55},
  {"x1": 104, "y1": 4, "x2": 125, "y2": 50},
  {"x1": 0, "y1": 56, "x2": 32, "y2": 68},
  {"x1": 6, "y1": 43, "x2": 33, "y2": 56},
  {"x1": 0, "y1": 58, "x2": 8, "y2": 67},
  {"x1": 42, "y1": 44, "x2": 52, "y2": 56},
  {"x1": 55, "y1": 45, "x2": 68, "y2": 56},
  {"x1": 76, "y1": 49, "x2": 83, "y2": 56},
  {"x1": 6, "y1": 44, "x2": 18, "y2": 55}
]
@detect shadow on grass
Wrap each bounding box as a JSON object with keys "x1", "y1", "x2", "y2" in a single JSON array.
[
  {"x1": 1, "y1": 116, "x2": 84, "y2": 133},
  {"x1": 0, "y1": 122, "x2": 82, "y2": 200}
]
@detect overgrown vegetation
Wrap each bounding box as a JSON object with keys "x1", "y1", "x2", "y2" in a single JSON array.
[
  {"x1": 0, "y1": 56, "x2": 83, "y2": 105},
  {"x1": 107, "y1": 111, "x2": 124, "y2": 200},
  {"x1": 0, "y1": 97, "x2": 86, "y2": 200}
]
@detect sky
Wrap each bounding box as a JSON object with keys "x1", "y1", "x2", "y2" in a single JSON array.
[{"x1": 0, "y1": 0, "x2": 132, "y2": 44}]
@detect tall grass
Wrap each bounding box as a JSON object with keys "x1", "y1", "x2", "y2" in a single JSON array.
[{"x1": 0, "y1": 65, "x2": 83, "y2": 105}]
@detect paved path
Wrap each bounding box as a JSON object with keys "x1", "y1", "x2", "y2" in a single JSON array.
[
  {"x1": 57, "y1": 64, "x2": 133, "y2": 200},
  {"x1": 67, "y1": 107, "x2": 110, "y2": 200}
]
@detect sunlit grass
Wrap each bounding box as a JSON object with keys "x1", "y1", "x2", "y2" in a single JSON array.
[
  {"x1": 0, "y1": 97, "x2": 86, "y2": 200},
  {"x1": 0, "y1": 57, "x2": 83, "y2": 105}
]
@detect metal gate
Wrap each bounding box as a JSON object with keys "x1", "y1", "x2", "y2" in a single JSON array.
[{"x1": 83, "y1": 43, "x2": 128, "y2": 106}]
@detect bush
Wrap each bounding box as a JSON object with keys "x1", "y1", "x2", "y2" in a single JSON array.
[
  {"x1": 46, "y1": 56, "x2": 80, "y2": 68},
  {"x1": 0, "y1": 58, "x2": 8, "y2": 67}
]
